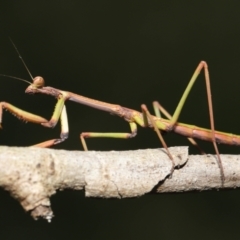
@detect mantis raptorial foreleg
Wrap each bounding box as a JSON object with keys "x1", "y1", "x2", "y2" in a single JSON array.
[
  {"x1": 0, "y1": 99, "x2": 69, "y2": 148},
  {"x1": 33, "y1": 99, "x2": 69, "y2": 147}
]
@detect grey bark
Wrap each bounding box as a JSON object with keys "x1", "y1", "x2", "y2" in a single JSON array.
[{"x1": 0, "y1": 146, "x2": 238, "y2": 222}]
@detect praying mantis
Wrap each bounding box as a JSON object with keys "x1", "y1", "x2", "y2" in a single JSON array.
[{"x1": 0, "y1": 40, "x2": 238, "y2": 185}]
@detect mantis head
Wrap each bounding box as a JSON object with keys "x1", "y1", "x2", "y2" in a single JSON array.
[
  {"x1": 25, "y1": 76, "x2": 45, "y2": 94},
  {"x1": 32, "y1": 76, "x2": 45, "y2": 88}
]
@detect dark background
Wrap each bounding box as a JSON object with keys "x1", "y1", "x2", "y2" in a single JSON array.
[{"x1": 0, "y1": 1, "x2": 240, "y2": 239}]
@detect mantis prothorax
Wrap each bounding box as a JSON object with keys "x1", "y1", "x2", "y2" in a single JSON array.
[{"x1": 0, "y1": 41, "x2": 235, "y2": 184}]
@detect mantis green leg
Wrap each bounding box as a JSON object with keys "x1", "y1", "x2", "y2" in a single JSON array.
[
  {"x1": 80, "y1": 121, "x2": 137, "y2": 150},
  {"x1": 140, "y1": 104, "x2": 175, "y2": 175},
  {"x1": 153, "y1": 101, "x2": 205, "y2": 154},
  {"x1": 0, "y1": 97, "x2": 69, "y2": 148},
  {"x1": 34, "y1": 102, "x2": 69, "y2": 147},
  {"x1": 80, "y1": 104, "x2": 175, "y2": 176},
  {"x1": 165, "y1": 61, "x2": 224, "y2": 183}
]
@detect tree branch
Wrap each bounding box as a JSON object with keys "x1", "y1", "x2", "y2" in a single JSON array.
[{"x1": 0, "y1": 146, "x2": 238, "y2": 221}]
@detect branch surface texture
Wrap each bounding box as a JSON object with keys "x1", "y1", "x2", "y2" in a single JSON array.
[{"x1": 0, "y1": 146, "x2": 239, "y2": 221}]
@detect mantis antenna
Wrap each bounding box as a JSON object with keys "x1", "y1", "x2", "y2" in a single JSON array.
[
  {"x1": 0, "y1": 74, "x2": 31, "y2": 85},
  {"x1": 0, "y1": 38, "x2": 34, "y2": 85},
  {"x1": 8, "y1": 37, "x2": 34, "y2": 81}
]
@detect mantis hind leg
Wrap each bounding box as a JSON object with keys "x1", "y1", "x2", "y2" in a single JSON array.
[{"x1": 166, "y1": 61, "x2": 224, "y2": 184}]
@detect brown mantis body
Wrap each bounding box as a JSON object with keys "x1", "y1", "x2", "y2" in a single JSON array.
[{"x1": 0, "y1": 41, "x2": 237, "y2": 184}]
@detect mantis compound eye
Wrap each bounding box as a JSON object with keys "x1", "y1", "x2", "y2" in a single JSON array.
[{"x1": 33, "y1": 76, "x2": 45, "y2": 88}]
